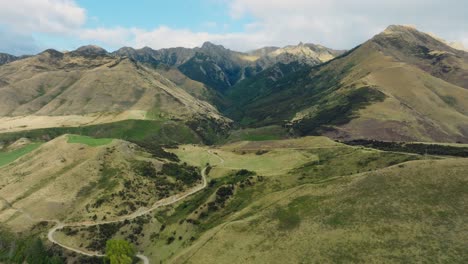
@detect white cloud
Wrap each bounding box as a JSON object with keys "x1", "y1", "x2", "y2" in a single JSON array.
[
  {"x1": 0, "y1": 0, "x2": 86, "y2": 34},
  {"x1": 77, "y1": 26, "x2": 271, "y2": 51},
  {"x1": 226, "y1": 0, "x2": 468, "y2": 49},
  {"x1": 0, "y1": 29, "x2": 40, "y2": 55},
  {"x1": 79, "y1": 27, "x2": 136, "y2": 47},
  {"x1": 0, "y1": 0, "x2": 467, "y2": 54},
  {"x1": 85, "y1": 0, "x2": 467, "y2": 52}
]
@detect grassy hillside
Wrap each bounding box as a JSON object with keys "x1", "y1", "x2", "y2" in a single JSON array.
[
  {"x1": 173, "y1": 158, "x2": 468, "y2": 263},
  {"x1": 48, "y1": 136, "x2": 468, "y2": 264},
  {"x1": 0, "y1": 136, "x2": 203, "y2": 232},
  {"x1": 1, "y1": 136, "x2": 467, "y2": 263}
]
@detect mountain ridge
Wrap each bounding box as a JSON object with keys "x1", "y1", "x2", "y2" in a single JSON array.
[{"x1": 223, "y1": 25, "x2": 468, "y2": 143}]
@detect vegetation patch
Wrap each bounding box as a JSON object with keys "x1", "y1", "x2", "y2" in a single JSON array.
[
  {"x1": 0, "y1": 142, "x2": 42, "y2": 167},
  {"x1": 67, "y1": 135, "x2": 113, "y2": 147},
  {"x1": 0, "y1": 119, "x2": 202, "y2": 147},
  {"x1": 345, "y1": 139, "x2": 468, "y2": 157},
  {"x1": 161, "y1": 163, "x2": 201, "y2": 185},
  {"x1": 272, "y1": 207, "x2": 301, "y2": 230},
  {"x1": 132, "y1": 160, "x2": 157, "y2": 179},
  {"x1": 0, "y1": 229, "x2": 64, "y2": 263}
]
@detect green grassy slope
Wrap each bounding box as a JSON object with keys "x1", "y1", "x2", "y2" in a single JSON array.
[
  {"x1": 67, "y1": 135, "x2": 113, "y2": 147},
  {"x1": 0, "y1": 120, "x2": 203, "y2": 146}
]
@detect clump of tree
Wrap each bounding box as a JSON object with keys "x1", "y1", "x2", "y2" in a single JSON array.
[
  {"x1": 131, "y1": 160, "x2": 157, "y2": 178},
  {"x1": 345, "y1": 139, "x2": 468, "y2": 157},
  {"x1": 161, "y1": 163, "x2": 201, "y2": 185},
  {"x1": 132, "y1": 141, "x2": 179, "y2": 162},
  {"x1": 104, "y1": 239, "x2": 135, "y2": 264}
]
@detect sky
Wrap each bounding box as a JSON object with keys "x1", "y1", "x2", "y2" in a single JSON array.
[{"x1": 0, "y1": 0, "x2": 467, "y2": 55}]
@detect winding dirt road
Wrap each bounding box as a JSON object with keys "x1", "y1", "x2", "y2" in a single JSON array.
[
  {"x1": 0, "y1": 149, "x2": 224, "y2": 263},
  {"x1": 47, "y1": 165, "x2": 208, "y2": 263}
]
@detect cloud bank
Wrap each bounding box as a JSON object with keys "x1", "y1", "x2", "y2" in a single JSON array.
[{"x1": 0, "y1": 0, "x2": 466, "y2": 55}]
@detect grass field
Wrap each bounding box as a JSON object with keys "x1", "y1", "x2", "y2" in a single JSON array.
[
  {"x1": 67, "y1": 135, "x2": 113, "y2": 147},
  {"x1": 171, "y1": 145, "x2": 318, "y2": 176},
  {"x1": 0, "y1": 143, "x2": 42, "y2": 167}
]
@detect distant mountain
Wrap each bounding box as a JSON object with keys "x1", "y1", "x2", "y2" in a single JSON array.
[
  {"x1": 114, "y1": 46, "x2": 196, "y2": 66},
  {"x1": 113, "y1": 42, "x2": 343, "y2": 92},
  {"x1": 224, "y1": 25, "x2": 468, "y2": 143},
  {"x1": 253, "y1": 43, "x2": 345, "y2": 69},
  {"x1": 0, "y1": 53, "x2": 19, "y2": 65},
  {"x1": 2, "y1": 26, "x2": 466, "y2": 143}
]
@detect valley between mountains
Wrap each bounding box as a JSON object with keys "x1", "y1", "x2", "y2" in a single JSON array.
[{"x1": 0, "y1": 25, "x2": 467, "y2": 264}]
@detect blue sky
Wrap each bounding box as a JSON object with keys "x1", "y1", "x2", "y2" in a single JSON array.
[
  {"x1": 0, "y1": 0, "x2": 467, "y2": 55},
  {"x1": 77, "y1": 0, "x2": 251, "y2": 32}
]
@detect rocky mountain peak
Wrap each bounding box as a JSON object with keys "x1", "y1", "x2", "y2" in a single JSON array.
[{"x1": 71, "y1": 45, "x2": 108, "y2": 57}]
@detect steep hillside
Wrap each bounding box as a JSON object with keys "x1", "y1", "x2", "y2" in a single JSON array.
[
  {"x1": 372, "y1": 25, "x2": 468, "y2": 89},
  {"x1": 0, "y1": 47, "x2": 230, "y2": 138},
  {"x1": 225, "y1": 25, "x2": 468, "y2": 142}
]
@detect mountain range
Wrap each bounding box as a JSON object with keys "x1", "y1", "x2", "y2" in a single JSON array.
[{"x1": 2, "y1": 25, "x2": 466, "y2": 143}]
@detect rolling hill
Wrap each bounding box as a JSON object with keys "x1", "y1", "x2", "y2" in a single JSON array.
[{"x1": 0, "y1": 135, "x2": 203, "y2": 232}]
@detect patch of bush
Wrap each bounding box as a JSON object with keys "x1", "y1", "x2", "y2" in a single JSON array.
[
  {"x1": 132, "y1": 160, "x2": 157, "y2": 178},
  {"x1": 132, "y1": 141, "x2": 180, "y2": 162},
  {"x1": 345, "y1": 139, "x2": 468, "y2": 157},
  {"x1": 161, "y1": 163, "x2": 201, "y2": 185},
  {"x1": 216, "y1": 186, "x2": 234, "y2": 203}
]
